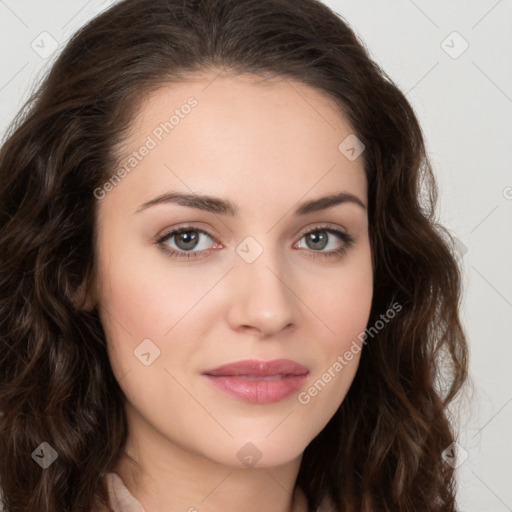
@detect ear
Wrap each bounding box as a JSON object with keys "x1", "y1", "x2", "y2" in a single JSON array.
[{"x1": 72, "y1": 274, "x2": 98, "y2": 312}]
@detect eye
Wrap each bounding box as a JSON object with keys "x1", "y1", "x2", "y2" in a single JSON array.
[
  {"x1": 154, "y1": 224, "x2": 355, "y2": 260},
  {"x1": 156, "y1": 226, "x2": 219, "y2": 259},
  {"x1": 294, "y1": 225, "x2": 355, "y2": 260}
]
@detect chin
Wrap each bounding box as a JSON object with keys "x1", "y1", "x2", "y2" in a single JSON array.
[{"x1": 198, "y1": 434, "x2": 308, "y2": 470}]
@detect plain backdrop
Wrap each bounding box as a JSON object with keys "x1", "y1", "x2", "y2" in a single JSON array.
[{"x1": 1, "y1": 1, "x2": 511, "y2": 510}]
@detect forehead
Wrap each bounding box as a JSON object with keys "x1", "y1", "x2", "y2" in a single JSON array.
[
  {"x1": 106, "y1": 72, "x2": 367, "y2": 213},
  {"x1": 129, "y1": 72, "x2": 351, "y2": 143}
]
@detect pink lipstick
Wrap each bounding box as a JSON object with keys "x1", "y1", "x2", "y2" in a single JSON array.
[{"x1": 202, "y1": 359, "x2": 309, "y2": 404}]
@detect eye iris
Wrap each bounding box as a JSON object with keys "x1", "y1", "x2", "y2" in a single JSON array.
[
  {"x1": 306, "y1": 231, "x2": 328, "y2": 250},
  {"x1": 175, "y1": 230, "x2": 199, "y2": 250}
]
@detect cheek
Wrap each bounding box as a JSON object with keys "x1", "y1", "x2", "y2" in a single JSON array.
[
  {"x1": 95, "y1": 241, "x2": 226, "y2": 395},
  {"x1": 96, "y1": 257, "x2": 199, "y2": 425},
  {"x1": 297, "y1": 280, "x2": 371, "y2": 430},
  {"x1": 96, "y1": 238, "x2": 213, "y2": 342},
  {"x1": 307, "y1": 252, "x2": 373, "y2": 350},
  {"x1": 297, "y1": 250, "x2": 372, "y2": 410}
]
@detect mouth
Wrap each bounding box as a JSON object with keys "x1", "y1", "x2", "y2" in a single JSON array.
[
  {"x1": 202, "y1": 359, "x2": 309, "y2": 404},
  {"x1": 203, "y1": 358, "x2": 309, "y2": 377},
  {"x1": 227, "y1": 374, "x2": 295, "y2": 380}
]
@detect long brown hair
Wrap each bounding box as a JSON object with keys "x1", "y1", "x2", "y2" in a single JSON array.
[{"x1": 0, "y1": 1, "x2": 468, "y2": 510}]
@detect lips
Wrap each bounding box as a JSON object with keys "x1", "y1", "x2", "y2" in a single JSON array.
[
  {"x1": 202, "y1": 359, "x2": 309, "y2": 404},
  {"x1": 203, "y1": 359, "x2": 309, "y2": 378}
]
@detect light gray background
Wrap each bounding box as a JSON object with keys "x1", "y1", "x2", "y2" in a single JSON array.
[{"x1": 1, "y1": 1, "x2": 511, "y2": 510}]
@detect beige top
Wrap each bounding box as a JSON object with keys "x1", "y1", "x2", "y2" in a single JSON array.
[
  {"x1": 99, "y1": 472, "x2": 334, "y2": 512},
  {"x1": 100, "y1": 472, "x2": 146, "y2": 511}
]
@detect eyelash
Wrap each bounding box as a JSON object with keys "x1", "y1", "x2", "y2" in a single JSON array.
[{"x1": 154, "y1": 224, "x2": 355, "y2": 261}]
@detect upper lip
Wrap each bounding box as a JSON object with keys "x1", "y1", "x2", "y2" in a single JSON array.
[{"x1": 203, "y1": 359, "x2": 309, "y2": 377}]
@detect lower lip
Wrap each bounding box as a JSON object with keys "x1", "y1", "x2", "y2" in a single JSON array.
[{"x1": 204, "y1": 374, "x2": 308, "y2": 404}]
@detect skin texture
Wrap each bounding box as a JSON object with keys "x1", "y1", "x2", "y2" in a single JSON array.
[{"x1": 90, "y1": 71, "x2": 373, "y2": 512}]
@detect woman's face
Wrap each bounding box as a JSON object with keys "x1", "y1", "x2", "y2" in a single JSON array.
[{"x1": 93, "y1": 72, "x2": 373, "y2": 469}]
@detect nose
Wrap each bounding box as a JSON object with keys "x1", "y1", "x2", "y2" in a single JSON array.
[{"x1": 226, "y1": 246, "x2": 297, "y2": 338}]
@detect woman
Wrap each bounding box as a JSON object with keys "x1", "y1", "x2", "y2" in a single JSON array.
[{"x1": 0, "y1": 0, "x2": 468, "y2": 511}]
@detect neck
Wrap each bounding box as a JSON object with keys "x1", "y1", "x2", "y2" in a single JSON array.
[{"x1": 113, "y1": 409, "x2": 309, "y2": 512}]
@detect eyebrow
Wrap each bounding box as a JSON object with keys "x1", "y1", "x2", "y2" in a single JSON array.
[{"x1": 135, "y1": 190, "x2": 366, "y2": 215}]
